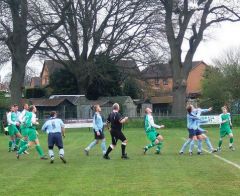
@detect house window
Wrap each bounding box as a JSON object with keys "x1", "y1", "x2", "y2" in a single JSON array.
[
  {"x1": 163, "y1": 79, "x2": 168, "y2": 85},
  {"x1": 155, "y1": 78, "x2": 160, "y2": 85}
]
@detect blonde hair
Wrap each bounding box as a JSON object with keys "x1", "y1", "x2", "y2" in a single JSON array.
[
  {"x1": 93, "y1": 104, "x2": 100, "y2": 112},
  {"x1": 112, "y1": 103, "x2": 119, "y2": 110},
  {"x1": 221, "y1": 106, "x2": 227, "y2": 111}
]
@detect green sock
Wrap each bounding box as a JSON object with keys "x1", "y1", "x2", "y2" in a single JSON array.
[
  {"x1": 156, "y1": 142, "x2": 163, "y2": 152},
  {"x1": 18, "y1": 144, "x2": 28, "y2": 155},
  {"x1": 35, "y1": 145, "x2": 44, "y2": 157},
  {"x1": 15, "y1": 138, "x2": 20, "y2": 146},
  {"x1": 8, "y1": 141, "x2": 13, "y2": 149},
  {"x1": 218, "y1": 139, "x2": 222, "y2": 148},
  {"x1": 230, "y1": 138, "x2": 233, "y2": 144},
  {"x1": 146, "y1": 142, "x2": 155, "y2": 149},
  {"x1": 19, "y1": 139, "x2": 28, "y2": 148}
]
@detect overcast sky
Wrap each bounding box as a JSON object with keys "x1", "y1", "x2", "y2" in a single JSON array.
[
  {"x1": 194, "y1": 22, "x2": 240, "y2": 64},
  {"x1": 1, "y1": 21, "x2": 240, "y2": 81}
]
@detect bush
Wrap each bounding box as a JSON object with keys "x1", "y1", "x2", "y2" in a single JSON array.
[
  {"x1": 125, "y1": 117, "x2": 186, "y2": 129},
  {"x1": 25, "y1": 88, "x2": 46, "y2": 98},
  {"x1": 125, "y1": 115, "x2": 240, "y2": 130}
]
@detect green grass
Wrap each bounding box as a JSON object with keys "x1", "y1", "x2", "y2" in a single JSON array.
[{"x1": 1, "y1": 127, "x2": 240, "y2": 196}]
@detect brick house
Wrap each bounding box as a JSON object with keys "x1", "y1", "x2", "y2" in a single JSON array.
[
  {"x1": 40, "y1": 60, "x2": 65, "y2": 86},
  {"x1": 140, "y1": 61, "x2": 208, "y2": 114},
  {"x1": 30, "y1": 77, "x2": 41, "y2": 88}
]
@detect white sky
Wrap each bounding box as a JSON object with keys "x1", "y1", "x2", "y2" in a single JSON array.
[
  {"x1": 193, "y1": 22, "x2": 240, "y2": 64},
  {"x1": 1, "y1": 22, "x2": 240, "y2": 82}
]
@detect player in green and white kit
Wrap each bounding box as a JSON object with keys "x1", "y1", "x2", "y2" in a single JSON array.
[
  {"x1": 143, "y1": 108, "x2": 165, "y2": 154},
  {"x1": 217, "y1": 106, "x2": 234, "y2": 151},
  {"x1": 7, "y1": 105, "x2": 22, "y2": 152},
  {"x1": 17, "y1": 105, "x2": 47, "y2": 160},
  {"x1": 18, "y1": 103, "x2": 30, "y2": 154}
]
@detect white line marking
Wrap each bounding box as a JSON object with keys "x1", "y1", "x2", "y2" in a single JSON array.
[{"x1": 181, "y1": 138, "x2": 240, "y2": 169}]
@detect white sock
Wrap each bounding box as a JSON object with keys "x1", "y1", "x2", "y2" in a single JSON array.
[
  {"x1": 49, "y1": 149, "x2": 54, "y2": 158},
  {"x1": 59, "y1": 148, "x2": 64, "y2": 157}
]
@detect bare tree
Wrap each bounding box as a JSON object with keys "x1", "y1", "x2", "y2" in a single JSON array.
[
  {"x1": 1, "y1": 65, "x2": 38, "y2": 86},
  {"x1": 0, "y1": 0, "x2": 70, "y2": 104},
  {"x1": 157, "y1": 0, "x2": 240, "y2": 116},
  {"x1": 214, "y1": 47, "x2": 240, "y2": 68},
  {"x1": 38, "y1": 0, "x2": 156, "y2": 93}
]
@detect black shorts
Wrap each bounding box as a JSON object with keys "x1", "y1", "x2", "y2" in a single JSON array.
[
  {"x1": 48, "y1": 132, "x2": 63, "y2": 149},
  {"x1": 195, "y1": 129, "x2": 203, "y2": 136},
  {"x1": 94, "y1": 130, "x2": 105, "y2": 140},
  {"x1": 188, "y1": 129, "x2": 196, "y2": 138},
  {"x1": 110, "y1": 130, "x2": 126, "y2": 145}
]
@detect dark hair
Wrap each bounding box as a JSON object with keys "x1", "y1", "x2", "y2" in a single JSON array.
[
  {"x1": 186, "y1": 105, "x2": 192, "y2": 113},
  {"x1": 13, "y1": 104, "x2": 18, "y2": 107},
  {"x1": 50, "y1": 111, "x2": 57, "y2": 117}
]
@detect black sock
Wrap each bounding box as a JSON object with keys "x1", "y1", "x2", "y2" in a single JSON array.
[
  {"x1": 105, "y1": 146, "x2": 112, "y2": 156},
  {"x1": 121, "y1": 144, "x2": 126, "y2": 156}
]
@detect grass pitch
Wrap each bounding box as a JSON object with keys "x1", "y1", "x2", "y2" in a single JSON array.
[{"x1": 1, "y1": 127, "x2": 240, "y2": 196}]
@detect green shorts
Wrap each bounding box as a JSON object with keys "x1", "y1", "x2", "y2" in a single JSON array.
[
  {"x1": 220, "y1": 127, "x2": 232, "y2": 138},
  {"x1": 20, "y1": 125, "x2": 28, "y2": 137},
  {"x1": 28, "y1": 128, "x2": 37, "y2": 141},
  {"x1": 8, "y1": 125, "x2": 19, "y2": 136},
  {"x1": 146, "y1": 131, "x2": 159, "y2": 142}
]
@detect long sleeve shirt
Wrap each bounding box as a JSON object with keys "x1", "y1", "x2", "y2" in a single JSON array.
[
  {"x1": 187, "y1": 112, "x2": 200, "y2": 130},
  {"x1": 7, "y1": 112, "x2": 17, "y2": 125},
  {"x1": 194, "y1": 108, "x2": 210, "y2": 130},
  {"x1": 93, "y1": 112, "x2": 104, "y2": 132},
  {"x1": 144, "y1": 114, "x2": 161, "y2": 132}
]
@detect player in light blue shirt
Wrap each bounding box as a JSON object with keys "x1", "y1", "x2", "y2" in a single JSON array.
[
  {"x1": 42, "y1": 111, "x2": 66, "y2": 164},
  {"x1": 179, "y1": 105, "x2": 200, "y2": 155},
  {"x1": 84, "y1": 105, "x2": 106, "y2": 156},
  {"x1": 180, "y1": 106, "x2": 217, "y2": 155},
  {"x1": 194, "y1": 108, "x2": 217, "y2": 154}
]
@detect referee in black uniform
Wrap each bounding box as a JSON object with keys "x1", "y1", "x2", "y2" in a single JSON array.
[{"x1": 103, "y1": 103, "x2": 129, "y2": 160}]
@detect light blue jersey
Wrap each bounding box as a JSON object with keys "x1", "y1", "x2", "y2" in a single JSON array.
[
  {"x1": 194, "y1": 108, "x2": 210, "y2": 131},
  {"x1": 93, "y1": 112, "x2": 103, "y2": 132},
  {"x1": 42, "y1": 118, "x2": 64, "y2": 134},
  {"x1": 187, "y1": 113, "x2": 199, "y2": 130}
]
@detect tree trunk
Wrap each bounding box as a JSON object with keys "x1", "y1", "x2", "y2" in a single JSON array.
[
  {"x1": 10, "y1": 58, "x2": 26, "y2": 104},
  {"x1": 170, "y1": 52, "x2": 188, "y2": 117},
  {"x1": 171, "y1": 85, "x2": 186, "y2": 117}
]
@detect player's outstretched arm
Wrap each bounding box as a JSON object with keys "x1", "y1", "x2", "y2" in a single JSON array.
[
  {"x1": 120, "y1": 117, "x2": 128, "y2": 124},
  {"x1": 149, "y1": 116, "x2": 162, "y2": 129}
]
